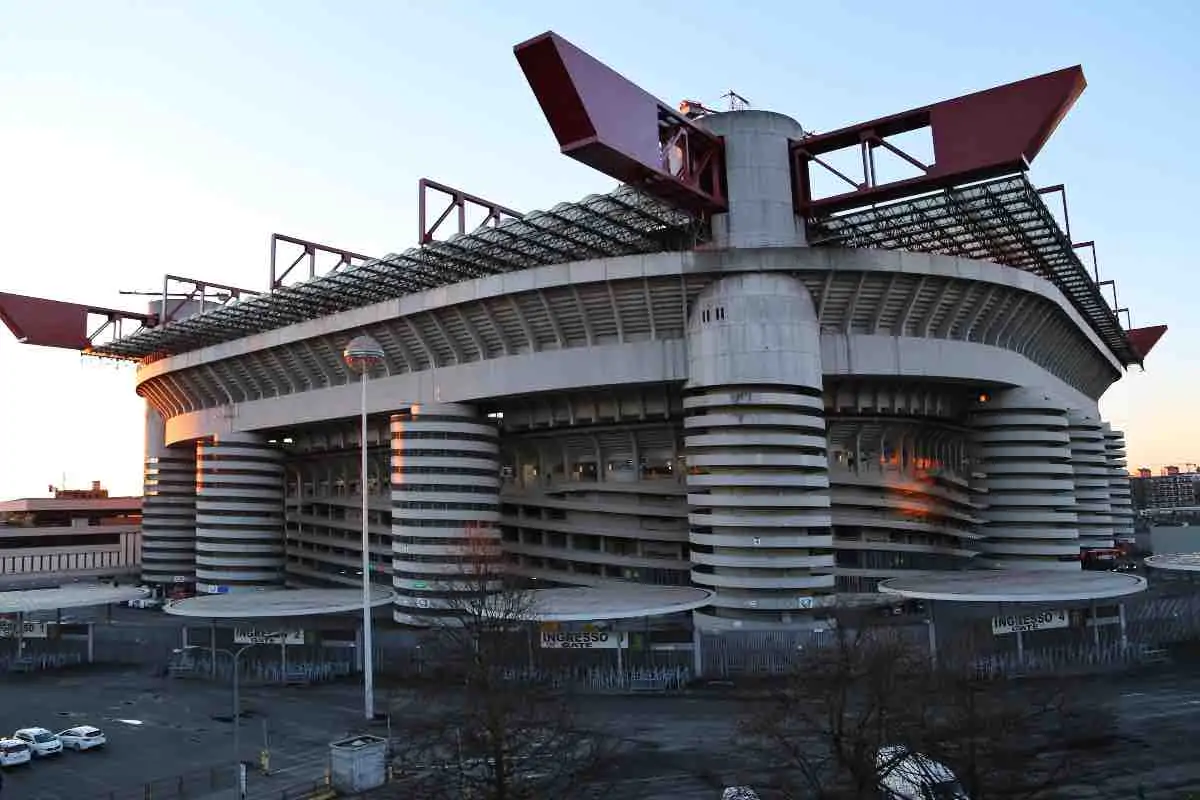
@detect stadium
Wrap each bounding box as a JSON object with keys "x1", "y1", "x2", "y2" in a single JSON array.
[{"x1": 0, "y1": 32, "x2": 1166, "y2": 633}]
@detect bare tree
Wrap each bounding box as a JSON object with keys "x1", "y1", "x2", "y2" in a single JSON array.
[
  {"x1": 912, "y1": 656, "x2": 1114, "y2": 800},
  {"x1": 735, "y1": 612, "x2": 1114, "y2": 800},
  {"x1": 735, "y1": 610, "x2": 933, "y2": 799},
  {"x1": 389, "y1": 526, "x2": 619, "y2": 800}
]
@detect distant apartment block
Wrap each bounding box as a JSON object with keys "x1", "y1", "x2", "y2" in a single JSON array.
[
  {"x1": 0, "y1": 481, "x2": 142, "y2": 589},
  {"x1": 1131, "y1": 468, "x2": 1200, "y2": 511}
]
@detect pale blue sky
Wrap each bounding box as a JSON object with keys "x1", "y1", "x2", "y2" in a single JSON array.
[{"x1": 1, "y1": 0, "x2": 1195, "y2": 498}]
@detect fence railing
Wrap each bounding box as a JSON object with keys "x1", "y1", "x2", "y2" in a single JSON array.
[{"x1": 88, "y1": 764, "x2": 231, "y2": 800}]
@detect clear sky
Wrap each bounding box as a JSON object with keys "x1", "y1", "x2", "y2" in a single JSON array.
[{"x1": 1, "y1": 0, "x2": 1195, "y2": 499}]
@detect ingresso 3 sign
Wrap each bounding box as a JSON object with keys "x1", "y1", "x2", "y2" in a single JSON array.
[
  {"x1": 991, "y1": 609, "x2": 1069, "y2": 636},
  {"x1": 539, "y1": 630, "x2": 629, "y2": 650}
]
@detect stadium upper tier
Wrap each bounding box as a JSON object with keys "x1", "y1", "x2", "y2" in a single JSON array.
[{"x1": 88, "y1": 174, "x2": 1136, "y2": 365}]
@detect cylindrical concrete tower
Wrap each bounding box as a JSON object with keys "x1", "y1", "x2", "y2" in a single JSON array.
[
  {"x1": 194, "y1": 432, "x2": 286, "y2": 593},
  {"x1": 141, "y1": 406, "x2": 197, "y2": 586},
  {"x1": 391, "y1": 403, "x2": 502, "y2": 625},
  {"x1": 971, "y1": 389, "x2": 1080, "y2": 570},
  {"x1": 1068, "y1": 412, "x2": 1115, "y2": 551},
  {"x1": 1103, "y1": 424, "x2": 1135, "y2": 544},
  {"x1": 694, "y1": 110, "x2": 808, "y2": 249},
  {"x1": 685, "y1": 273, "x2": 834, "y2": 629}
]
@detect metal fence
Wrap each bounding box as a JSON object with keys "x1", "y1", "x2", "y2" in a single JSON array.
[
  {"x1": 20, "y1": 589, "x2": 1200, "y2": 688},
  {"x1": 88, "y1": 764, "x2": 232, "y2": 800}
]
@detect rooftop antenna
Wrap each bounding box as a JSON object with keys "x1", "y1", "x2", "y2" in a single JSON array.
[{"x1": 722, "y1": 90, "x2": 751, "y2": 111}]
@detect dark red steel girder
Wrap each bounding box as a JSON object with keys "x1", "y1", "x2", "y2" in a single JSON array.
[
  {"x1": 1126, "y1": 325, "x2": 1168, "y2": 362},
  {"x1": 419, "y1": 178, "x2": 522, "y2": 245},
  {"x1": 794, "y1": 66, "x2": 1087, "y2": 216},
  {"x1": 514, "y1": 31, "x2": 726, "y2": 215},
  {"x1": 0, "y1": 292, "x2": 154, "y2": 351},
  {"x1": 270, "y1": 234, "x2": 372, "y2": 290}
]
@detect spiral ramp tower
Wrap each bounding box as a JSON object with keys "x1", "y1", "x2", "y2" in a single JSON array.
[
  {"x1": 391, "y1": 403, "x2": 502, "y2": 625},
  {"x1": 140, "y1": 407, "x2": 197, "y2": 586},
  {"x1": 971, "y1": 390, "x2": 1081, "y2": 570},
  {"x1": 1068, "y1": 413, "x2": 1116, "y2": 551},
  {"x1": 1103, "y1": 424, "x2": 1136, "y2": 545},
  {"x1": 683, "y1": 274, "x2": 835, "y2": 630},
  {"x1": 194, "y1": 433, "x2": 286, "y2": 594}
]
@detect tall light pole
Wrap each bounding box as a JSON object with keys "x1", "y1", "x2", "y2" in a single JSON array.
[
  {"x1": 181, "y1": 636, "x2": 277, "y2": 800},
  {"x1": 343, "y1": 334, "x2": 386, "y2": 721}
]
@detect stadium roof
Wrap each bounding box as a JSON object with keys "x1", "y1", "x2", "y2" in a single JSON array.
[
  {"x1": 0, "y1": 584, "x2": 149, "y2": 614},
  {"x1": 878, "y1": 570, "x2": 1147, "y2": 603},
  {"x1": 1144, "y1": 553, "x2": 1200, "y2": 573},
  {"x1": 163, "y1": 587, "x2": 394, "y2": 619},
  {"x1": 524, "y1": 585, "x2": 713, "y2": 622},
  {"x1": 87, "y1": 175, "x2": 1138, "y2": 367},
  {"x1": 809, "y1": 174, "x2": 1139, "y2": 365},
  {"x1": 88, "y1": 186, "x2": 700, "y2": 362}
]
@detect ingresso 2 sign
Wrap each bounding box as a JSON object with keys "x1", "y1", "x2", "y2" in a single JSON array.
[
  {"x1": 991, "y1": 609, "x2": 1069, "y2": 636},
  {"x1": 539, "y1": 630, "x2": 629, "y2": 650},
  {"x1": 233, "y1": 629, "x2": 304, "y2": 646}
]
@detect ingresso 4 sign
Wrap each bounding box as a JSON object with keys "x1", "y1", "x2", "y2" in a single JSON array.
[
  {"x1": 991, "y1": 609, "x2": 1069, "y2": 636},
  {"x1": 539, "y1": 630, "x2": 629, "y2": 650}
]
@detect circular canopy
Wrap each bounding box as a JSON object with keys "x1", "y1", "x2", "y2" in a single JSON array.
[
  {"x1": 0, "y1": 585, "x2": 149, "y2": 615},
  {"x1": 878, "y1": 570, "x2": 1147, "y2": 603},
  {"x1": 1144, "y1": 553, "x2": 1200, "y2": 573},
  {"x1": 164, "y1": 587, "x2": 393, "y2": 619},
  {"x1": 525, "y1": 585, "x2": 713, "y2": 622}
]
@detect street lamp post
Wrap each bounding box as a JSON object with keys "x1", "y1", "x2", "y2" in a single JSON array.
[
  {"x1": 343, "y1": 334, "x2": 386, "y2": 721},
  {"x1": 182, "y1": 637, "x2": 277, "y2": 800}
]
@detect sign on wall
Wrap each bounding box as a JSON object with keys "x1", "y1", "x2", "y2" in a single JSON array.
[
  {"x1": 991, "y1": 610, "x2": 1068, "y2": 636},
  {"x1": 539, "y1": 630, "x2": 629, "y2": 650},
  {"x1": 233, "y1": 628, "x2": 304, "y2": 646},
  {"x1": 0, "y1": 620, "x2": 49, "y2": 639}
]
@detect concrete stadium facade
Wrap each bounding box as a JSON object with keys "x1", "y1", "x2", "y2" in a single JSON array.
[{"x1": 121, "y1": 110, "x2": 1138, "y2": 631}]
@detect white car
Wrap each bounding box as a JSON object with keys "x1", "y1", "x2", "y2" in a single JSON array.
[
  {"x1": 0, "y1": 738, "x2": 31, "y2": 767},
  {"x1": 58, "y1": 725, "x2": 106, "y2": 751},
  {"x1": 877, "y1": 745, "x2": 969, "y2": 800},
  {"x1": 13, "y1": 727, "x2": 62, "y2": 757}
]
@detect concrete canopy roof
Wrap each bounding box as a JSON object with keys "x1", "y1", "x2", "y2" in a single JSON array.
[
  {"x1": 0, "y1": 585, "x2": 149, "y2": 614},
  {"x1": 878, "y1": 571, "x2": 1147, "y2": 604},
  {"x1": 525, "y1": 585, "x2": 713, "y2": 622},
  {"x1": 1144, "y1": 553, "x2": 1200, "y2": 573},
  {"x1": 164, "y1": 587, "x2": 393, "y2": 619}
]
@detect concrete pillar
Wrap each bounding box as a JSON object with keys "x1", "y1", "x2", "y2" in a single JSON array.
[
  {"x1": 195, "y1": 432, "x2": 286, "y2": 594},
  {"x1": 970, "y1": 389, "x2": 1080, "y2": 570},
  {"x1": 390, "y1": 403, "x2": 501, "y2": 626},
  {"x1": 141, "y1": 406, "x2": 198, "y2": 587},
  {"x1": 86, "y1": 623, "x2": 94, "y2": 664},
  {"x1": 695, "y1": 111, "x2": 808, "y2": 249},
  {"x1": 684, "y1": 274, "x2": 833, "y2": 630}
]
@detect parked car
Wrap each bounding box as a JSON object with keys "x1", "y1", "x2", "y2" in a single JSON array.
[
  {"x1": 877, "y1": 745, "x2": 969, "y2": 800},
  {"x1": 58, "y1": 726, "x2": 106, "y2": 751},
  {"x1": 0, "y1": 738, "x2": 31, "y2": 768},
  {"x1": 13, "y1": 728, "x2": 62, "y2": 758}
]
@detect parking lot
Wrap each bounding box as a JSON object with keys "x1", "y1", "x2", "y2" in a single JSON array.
[{"x1": 0, "y1": 666, "x2": 369, "y2": 799}]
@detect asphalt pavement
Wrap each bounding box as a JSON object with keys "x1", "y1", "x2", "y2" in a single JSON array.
[{"x1": 2, "y1": 661, "x2": 1200, "y2": 799}]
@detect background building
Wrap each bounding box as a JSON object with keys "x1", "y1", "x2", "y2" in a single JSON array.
[
  {"x1": 1131, "y1": 468, "x2": 1199, "y2": 511},
  {"x1": 0, "y1": 481, "x2": 142, "y2": 589},
  {"x1": 0, "y1": 33, "x2": 1164, "y2": 630}
]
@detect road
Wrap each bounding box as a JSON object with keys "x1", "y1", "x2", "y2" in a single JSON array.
[
  {"x1": 0, "y1": 668, "x2": 366, "y2": 799},
  {"x1": 2, "y1": 663, "x2": 1200, "y2": 799}
]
